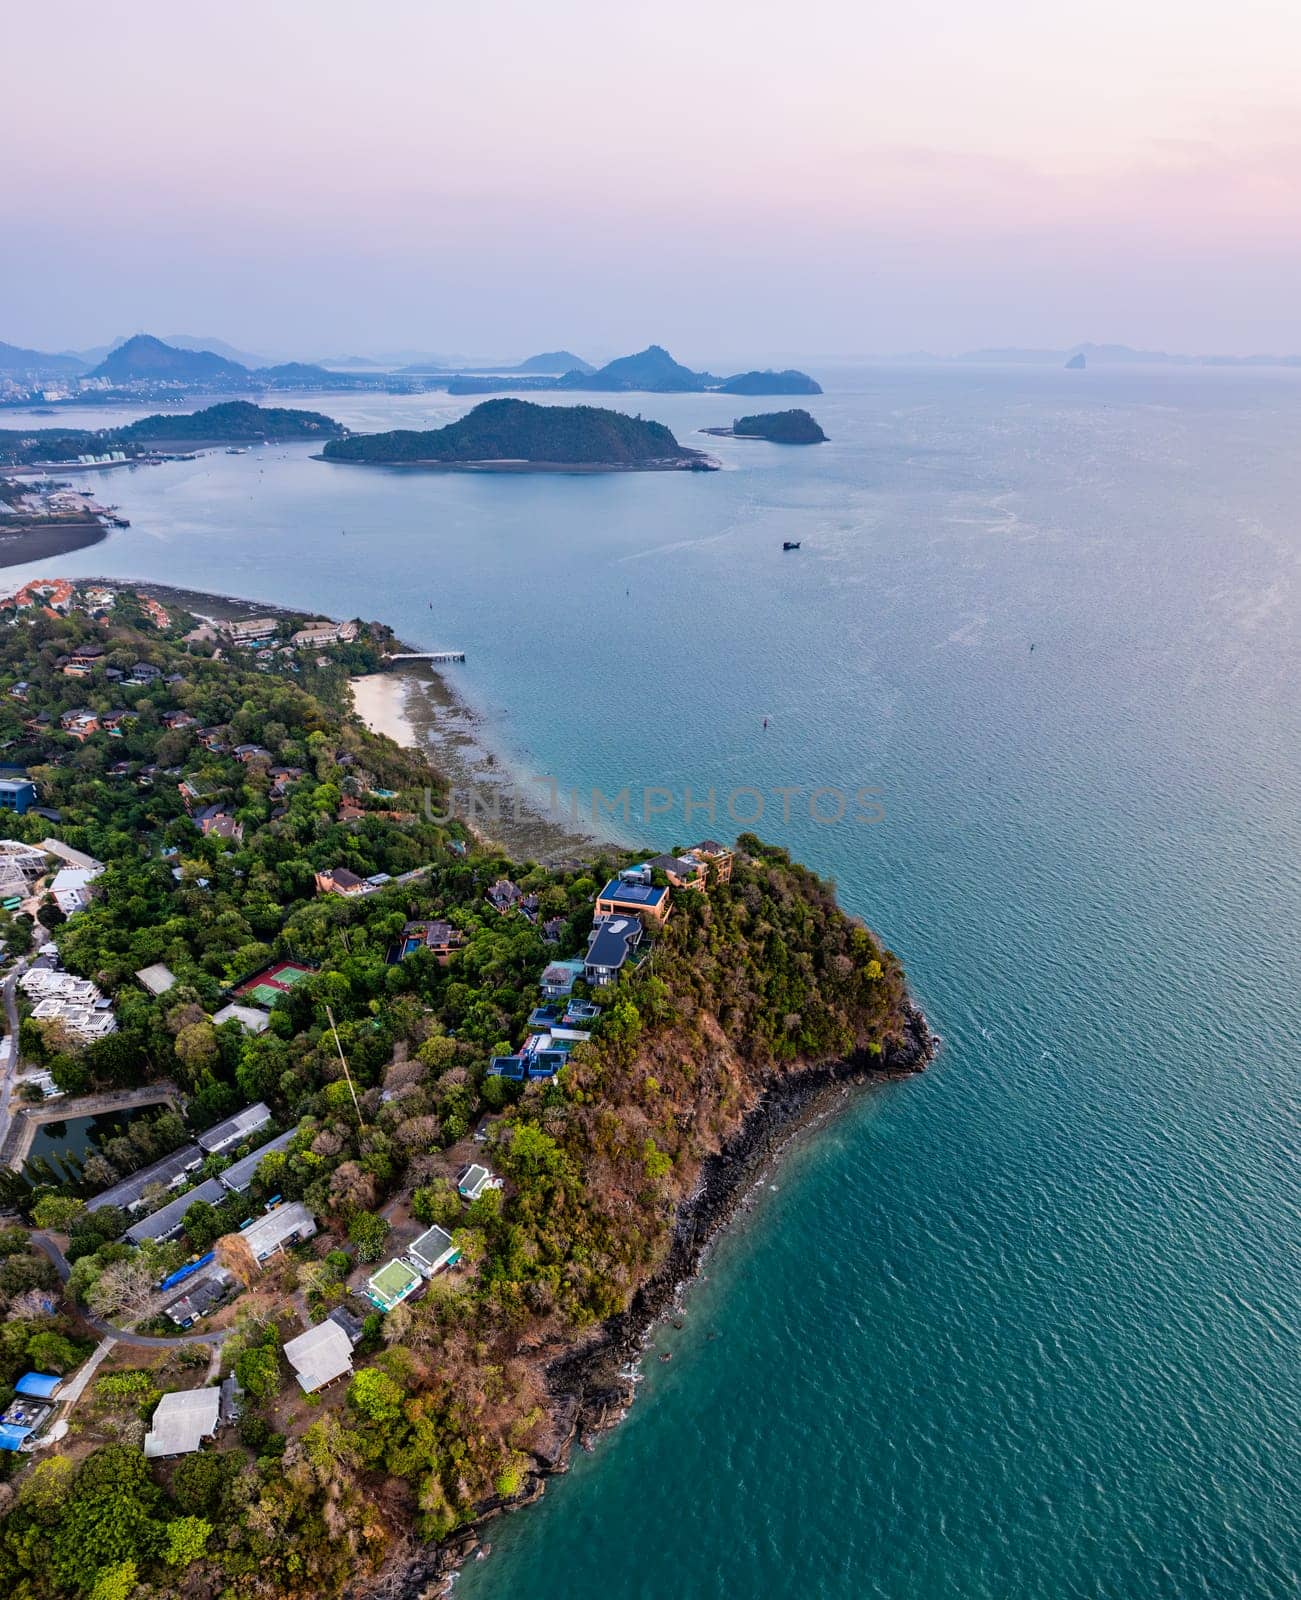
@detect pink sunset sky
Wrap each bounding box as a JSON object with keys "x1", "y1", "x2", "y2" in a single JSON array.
[{"x1": 7, "y1": 0, "x2": 1301, "y2": 361}]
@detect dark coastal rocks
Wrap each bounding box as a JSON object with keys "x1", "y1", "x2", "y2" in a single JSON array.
[{"x1": 357, "y1": 1002, "x2": 935, "y2": 1599}]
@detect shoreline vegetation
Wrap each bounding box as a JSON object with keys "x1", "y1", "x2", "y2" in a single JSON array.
[
  {"x1": 0, "y1": 401, "x2": 344, "y2": 471},
  {"x1": 0, "y1": 577, "x2": 931, "y2": 1600}
]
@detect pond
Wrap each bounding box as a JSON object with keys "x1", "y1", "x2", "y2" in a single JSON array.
[{"x1": 23, "y1": 1107, "x2": 154, "y2": 1186}]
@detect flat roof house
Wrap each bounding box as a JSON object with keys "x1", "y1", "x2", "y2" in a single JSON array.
[
  {"x1": 408, "y1": 1224, "x2": 460, "y2": 1277},
  {"x1": 212, "y1": 1002, "x2": 271, "y2": 1033},
  {"x1": 237, "y1": 1200, "x2": 316, "y2": 1263},
  {"x1": 144, "y1": 1387, "x2": 222, "y2": 1458},
  {"x1": 283, "y1": 1319, "x2": 355, "y2": 1393},
  {"x1": 50, "y1": 863, "x2": 102, "y2": 914},
  {"x1": 585, "y1": 916, "x2": 643, "y2": 987},
  {"x1": 595, "y1": 872, "x2": 672, "y2": 924},
  {"x1": 367, "y1": 1257, "x2": 422, "y2": 1312},
  {"x1": 135, "y1": 962, "x2": 177, "y2": 997},
  {"x1": 0, "y1": 778, "x2": 36, "y2": 815},
  {"x1": 198, "y1": 1102, "x2": 272, "y2": 1155},
  {"x1": 224, "y1": 617, "x2": 278, "y2": 643}
]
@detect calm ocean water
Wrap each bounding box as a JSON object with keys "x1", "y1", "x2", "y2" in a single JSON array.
[{"x1": 7, "y1": 367, "x2": 1298, "y2": 1598}]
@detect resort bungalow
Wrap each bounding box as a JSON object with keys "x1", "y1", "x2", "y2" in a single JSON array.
[
  {"x1": 195, "y1": 804, "x2": 244, "y2": 844},
  {"x1": 584, "y1": 916, "x2": 643, "y2": 987},
  {"x1": 237, "y1": 1200, "x2": 316, "y2": 1264},
  {"x1": 645, "y1": 852, "x2": 706, "y2": 890},
  {"x1": 283, "y1": 1318, "x2": 355, "y2": 1393},
  {"x1": 400, "y1": 919, "x2": 464, "y2": 962},
  {"x1": 457, "y1": 1163, "x2": 496, "y2": 1201},
  {"x1": 144, "y1": 1387, "x2": 222, "y2": 1458},
  {"x1": 367, "y1": 1257, "x2": 422, "y2": 1312},
  {"x1": 198, "y1": 1102, "x2": 273, "y2": 1156},
  {"x1": 485, "y1": 878, "x2": 523, "y2": 913},
  {"x1": 594, "y1": 868, "x2": 672, "y2": 925},
  {"x1": 539, "y1": 957, "x2": 585, "y2": 999},
  {"x1": 315, "y1": 865, "x2": 367, "y2": 897},
  {"x1": 407, "y1": 1224, "x2": 460, "y2": 1277}
]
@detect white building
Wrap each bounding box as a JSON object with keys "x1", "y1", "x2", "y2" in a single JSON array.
[{"x1": 49, "y1": 865, "x2": 102, "y2": 915}]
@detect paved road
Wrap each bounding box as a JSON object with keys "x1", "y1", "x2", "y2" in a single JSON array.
[{"x1": 31, "y1": 1230, "x2": 232, "y2": 1349}]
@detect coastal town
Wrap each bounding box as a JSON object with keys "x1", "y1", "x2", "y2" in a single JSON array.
[{"x1": 0, "y1": 572, "x2": 914, "y2": 1598}]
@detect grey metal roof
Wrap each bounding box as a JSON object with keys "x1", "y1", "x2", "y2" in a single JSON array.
[
  {"x1": 124, "y1": 1178, "x2": 226, "y2": 1245},
  {"x1": 87, "y1": 1142, "x2": 204, "y2": 1214},
  {"x1": 283, "y1": 1319, "x2": 354, "y2": 1392},
  {"x1": 586, "y1": 916, "x2": 641, "y2": 971},
  {"x1": 408, "y1": 1224, "x2": 456, "y2": 1273},
  {"x1": 197, "y1": 1102, "x2": 272, "y2": 1153},
  {"x1": 238, "y1": 1200, "x2": 316, "y2": 1260},
  {"x1": 218, "y1": 1126, "x2": 297, "y2": 1192},
  {"x1": 143, "y1": 1386, "x2": 221, "y2": 1457}
]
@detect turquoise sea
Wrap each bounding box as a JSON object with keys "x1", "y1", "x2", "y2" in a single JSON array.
[{"x1": 6, "y1": 367, "x2": 1298, "y2": 1598}]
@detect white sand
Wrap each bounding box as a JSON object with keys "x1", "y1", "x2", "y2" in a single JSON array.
[{"x1": 349, "y1": 673, "x2": 417, "y2": 748}]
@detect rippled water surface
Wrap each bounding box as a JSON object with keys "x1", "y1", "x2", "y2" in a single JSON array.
[{"x1": 8, "y1": 367, "x2": 1299, "y2": 1598}]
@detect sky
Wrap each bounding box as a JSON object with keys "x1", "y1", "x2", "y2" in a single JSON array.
[{"x1": 6, "y1": 0, "x2": 1301, "y2": 363}]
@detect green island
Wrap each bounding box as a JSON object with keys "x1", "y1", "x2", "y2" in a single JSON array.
[
  {"x1": 0, "y1": 581, "x2": 928, "y2": 1599},
  {"x1": 704, "y1": 409, "x2": 829, "y2": 444},
  {"x1": 0, "y1": 403, "x2": 344, "y2": 469},
  {"x1": 320, "y1": 397, "x2": 716, "y2": 471}
]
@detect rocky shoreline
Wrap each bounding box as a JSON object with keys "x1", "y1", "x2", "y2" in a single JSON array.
[{"x1": 355, "y1": 1002, "x2": 936, "y2": 1599}]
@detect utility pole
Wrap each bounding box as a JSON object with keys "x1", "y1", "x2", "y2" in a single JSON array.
[{"x1": 325, "y1": 1003, "x2": 366, "y2": 1131}]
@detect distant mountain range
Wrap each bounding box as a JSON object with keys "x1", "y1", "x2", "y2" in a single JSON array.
[
  {"x1": 952, "y1": 342, "x2": 1301, "y2": 368},
  {"x1": 448, "y1": 345, "x2": 823, "y2": 396},
  {"x1": 91, "y1": 334, "x2": 250, "y2": 383},
  {"x1": 0, "y1": 341, "x2": 89, "y2": 379}
]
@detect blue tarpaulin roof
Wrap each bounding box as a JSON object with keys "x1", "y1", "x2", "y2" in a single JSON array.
[
  {"x1": 14, "y1": 1373, "x2": 61, "y2": 1399},
  {"x1": 0, "y1": 1423, "x2": 31, "y2": 1450}
]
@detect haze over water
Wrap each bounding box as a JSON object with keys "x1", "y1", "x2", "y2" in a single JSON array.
[{"x1": 7, "y1": 366, "x2": 1299, "y2": 1598}]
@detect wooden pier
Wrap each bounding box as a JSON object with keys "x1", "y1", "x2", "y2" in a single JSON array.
[{"x1": 385, "y1": 651, "x2": 466, "y2": 664}]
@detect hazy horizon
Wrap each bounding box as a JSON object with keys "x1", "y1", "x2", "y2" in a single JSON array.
[{"x1": 8, "y1": 0, "x2": 1301, "y2": 361}]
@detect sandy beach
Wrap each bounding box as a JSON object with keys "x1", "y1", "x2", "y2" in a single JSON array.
[{"x1": 348, "y1": 664, "x2": 618, "y2": 864}]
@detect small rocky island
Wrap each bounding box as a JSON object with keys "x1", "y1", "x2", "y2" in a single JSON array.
[
  {"x1": 703, "y1": 408, "x2": 828, "y2": 444},
  {"x1": 320, "y1": 397, "x2": 718, "y2": 471},
  {"x1": 0, "y1": 400, "x2": 344, "y2": 468}
]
